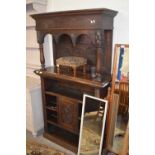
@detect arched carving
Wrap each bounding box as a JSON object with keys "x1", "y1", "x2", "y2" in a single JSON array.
[
  {"x1": 76, "y1": 34, "x2": 92, "y2": 44},
  {"x1": 54, "y1": 33, "x2": 76, "y2": 46},
  {"x1": 74, "y1": 34, "x2": 96, "y2": 66},
  {"x1": 56, "y1": 34, "x2": 73, "y2": 58},
  {"x1": 58, "y1": 34, "x2": 73, "y2": 44}
]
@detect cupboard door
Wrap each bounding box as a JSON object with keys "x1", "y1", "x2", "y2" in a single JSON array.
[{"x1": 58, "y1": 97, "x2": 78, "y2": 133}]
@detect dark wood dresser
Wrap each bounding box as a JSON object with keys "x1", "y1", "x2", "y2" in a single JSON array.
[{"x1": 31, "y1": 8, "x2": 118, "y2": 152}]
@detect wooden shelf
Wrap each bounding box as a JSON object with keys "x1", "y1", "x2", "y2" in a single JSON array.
[
  {"x1": 47, "y1": 120, "x2": 58, "y2": 126},
  {"x1": 47, "y1": 119, "x2": 79, "y2": 135},
  {"x1": 44, "y1": 132, "x2": 78, "y2": 153},
  {"x1": 46, "y1": 106, "x2": 57, "y2": 112}
]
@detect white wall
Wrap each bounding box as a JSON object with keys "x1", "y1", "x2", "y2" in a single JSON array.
[
  {"x1": 47, "y1": 0, "x2": 129, "y2": 44},
  {"x1": 26, "y1": 0, "x2": 53, "y2": 74},
  {"x1": 46, "y1": 0, "x2": 128, "y2": 68}
]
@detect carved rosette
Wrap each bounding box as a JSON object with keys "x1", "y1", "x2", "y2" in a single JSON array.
[{"x1": 61, "y1": 104, "x2": 73, "y2": 124}]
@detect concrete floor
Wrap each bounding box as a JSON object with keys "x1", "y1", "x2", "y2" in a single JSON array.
[
  {"x1": 26, "y1": 114, "x2": 128, "y2": 155},
  {"x1": 26, "y1": 130, "x2": 76, "y2": 155}
]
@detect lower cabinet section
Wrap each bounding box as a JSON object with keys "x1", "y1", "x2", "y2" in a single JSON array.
[
  {"x1": 41, "y1": 77, "x2": 109, "y2": 153},
  {"x1": 44, "y1": 92, "x2": 81, "y2": 152}
]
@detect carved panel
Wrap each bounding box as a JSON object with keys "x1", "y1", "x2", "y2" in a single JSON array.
[
  {"x1": 61, "y1": 104, "x2": 73, "y2": 123},
  {"x1": 32, "y1": 9, "x2": 118, "y2": 31},
  {"x1": 58, "y1": 97, "x2": 78, "y2": 133}
]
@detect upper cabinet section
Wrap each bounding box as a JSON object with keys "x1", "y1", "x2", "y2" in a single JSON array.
[
  {"x1": 31, "y1": 8, "x2": 118, "y2": 31},
  {"x1": 31, "y1": 8, "x2": 118, "y2": 73}
]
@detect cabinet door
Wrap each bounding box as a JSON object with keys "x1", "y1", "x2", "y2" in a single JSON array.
[{"x1": 58, "y1": 97, "x2": 78, "y2": 133}]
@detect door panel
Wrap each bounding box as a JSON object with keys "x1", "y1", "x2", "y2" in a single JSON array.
[{"x1": 58, "y1": 97, "x2": 78, "y2": 133}]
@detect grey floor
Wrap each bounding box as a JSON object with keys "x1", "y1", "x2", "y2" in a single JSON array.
[
  {"x1": 112, "y1": 114, "x2": 128, "y2": 154},
  {"x1": 26, "y1": 130, "x2": 76, "y2": 155},
  {"x1": 26, "y1": 114, "x2": 128, "y2": 155}
]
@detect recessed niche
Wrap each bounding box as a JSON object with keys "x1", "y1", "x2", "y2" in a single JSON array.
[
  {"x1": 75, "y1": 34, "x2": 96, "y2": 66},
  {"x1": 55, "y1": 34, "x2": 73, "y2": 58},
  {"x1": 76, "y1": 34, "x2": 92, "y2": 45},
  {"x1": 58, "y1": 34, "x2": 73, "y2": 45}
]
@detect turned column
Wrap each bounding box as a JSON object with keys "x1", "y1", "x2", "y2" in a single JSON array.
[
  {"x1": 39, "y1": 44, "x2": 45, "y2": 70},
  {"x1": 37, "y1": 31, "x2": 45, "y2": 70},
  {"x1": 96, "y1": 31, "x2": 103, "y2": 76}
]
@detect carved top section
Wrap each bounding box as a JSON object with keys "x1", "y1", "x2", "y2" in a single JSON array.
[
  {"x1": 31, "y1": 8, "x2": 117, "y2": 18},
  {"x1": 31, "y1": 8, "x2": 118, "y2": 31},
  {"x1": 32, "y1": 8, "x2": 117, "y2": 73}
]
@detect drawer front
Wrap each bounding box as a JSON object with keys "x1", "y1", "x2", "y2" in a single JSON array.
[{"x1": 58, "y1": 97, "x2": 78, "y2": 133}]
